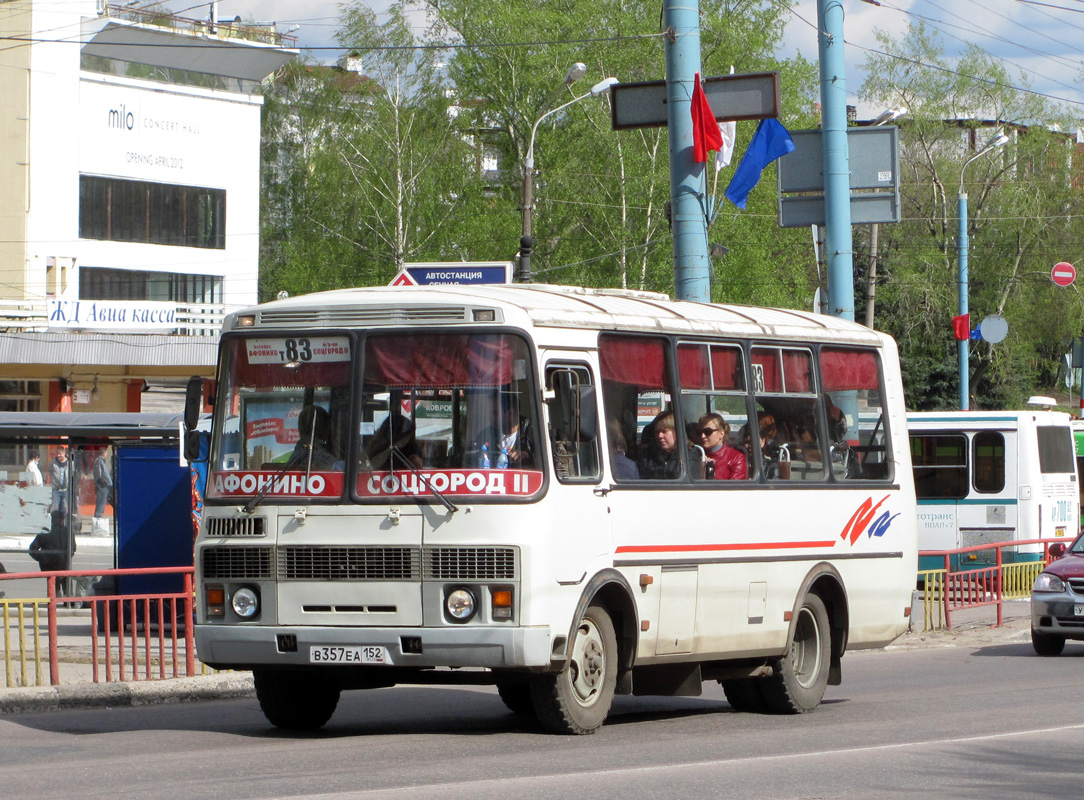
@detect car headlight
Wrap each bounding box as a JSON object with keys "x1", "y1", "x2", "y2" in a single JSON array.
[
  {"x1": 1033, "y1": 573, "x2": 1066, "y2": 593},
  {"x1": 445, "y1": 588, "x2": 476, "y2": 622},
  {"x1": 231, "y1": 586, "x2": 260, "y2": 618}
]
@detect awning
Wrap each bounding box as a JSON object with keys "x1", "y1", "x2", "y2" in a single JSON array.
[
  {"x1": 0, "y1": 412, "x2": 184, "y2": 440},
  {"x1": 81, "y1": 17, "x2": 297, "y2": 83}
]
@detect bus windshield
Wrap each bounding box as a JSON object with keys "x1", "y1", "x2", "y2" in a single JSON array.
[
  {"x1": 208, "y1": 335, "x2": 352, "y2": 500},
  {"x1": 356, "y1": 332, "x2": 542, "y2": 500}
]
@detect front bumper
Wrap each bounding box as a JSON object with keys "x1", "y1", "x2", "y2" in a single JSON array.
[
  {"x1": 1030, "y1": 593, "x2": 1084, "y2": 640},
  {"x1": 195, "y1": 623, "x2": 554, "y2": 670}
]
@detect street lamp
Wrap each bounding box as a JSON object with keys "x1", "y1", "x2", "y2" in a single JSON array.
[
  {"x1": 958, "y1": 129, "x2": 1010, "y2": 410},
  {"x1": 516, "y1": 71, "x2": 619, "y2": 283},
  {"x1": 864, "y1": 107, "x2": 908, "y2": 328}
]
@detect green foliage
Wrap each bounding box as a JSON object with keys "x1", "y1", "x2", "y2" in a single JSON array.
[
  {"x1": 858, "y1": 23, "x2": 1083, "y2": 409},
  {"x1": 260, "y1": 0, "x2": 816, "y2": 302}
]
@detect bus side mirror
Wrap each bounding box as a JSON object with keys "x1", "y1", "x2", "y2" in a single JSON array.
[
  {"x1": 184, "y1": 376, "x2": 206, "y2": 463},
  {"x1": 576, "y1": 384, "x2": 597, "y2": 441},
  {"x1": 549, "y1": 370, "x2": 597, "y2": 443}
]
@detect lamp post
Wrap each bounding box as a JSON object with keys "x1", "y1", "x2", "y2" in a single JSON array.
[
  {"x1": 865, "y1": 107, "x2": 907, "y2": 329},
  {"x1": 517, "y1": 69, "x2": 619, "y2": 283},
  {"x1": 957, "y1": 129, "x2": 1009, "y2": 410}
]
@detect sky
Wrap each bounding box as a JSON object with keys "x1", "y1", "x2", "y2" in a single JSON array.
[{"x1": 205, "y1": 0, "x2": 1084, "y2": 118}]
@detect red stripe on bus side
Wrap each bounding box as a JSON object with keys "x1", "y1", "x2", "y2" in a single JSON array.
[{"x1": 614, "y1": 540, "x2": 837, "y2": 554}]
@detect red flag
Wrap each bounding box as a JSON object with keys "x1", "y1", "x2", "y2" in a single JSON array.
[
  {"x1": 951, "y1": 314, "x2": 971, "y2": 340},
  {"x1": 691, "y1": 72, "x2": 723, "y2": 164}
]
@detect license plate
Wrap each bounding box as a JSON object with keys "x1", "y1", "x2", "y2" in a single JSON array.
[
  {"x1": 309, "y1": 645, "x2": 386, "y2": 664},
  {"x1": 1075, "y1": 605, "x2": 1084, "y2": 617}
]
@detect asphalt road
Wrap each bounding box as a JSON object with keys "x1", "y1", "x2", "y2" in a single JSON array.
[{"x1": 0, "y1": 635, "x2": 1080, "y2": 799}]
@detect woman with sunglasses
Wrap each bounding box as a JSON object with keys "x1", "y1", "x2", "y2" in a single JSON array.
[{"x1": 697, "y1": 413, "x2": 747, "y2": 480}]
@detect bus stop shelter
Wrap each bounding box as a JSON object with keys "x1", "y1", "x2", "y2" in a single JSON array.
[{"x1": 0, "y1": 412, "x2": 196, "y2": 594}]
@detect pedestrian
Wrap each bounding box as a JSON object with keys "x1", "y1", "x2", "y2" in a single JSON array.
[
  {"x1": 26, "y1": 454, "x2": 43, "y2": 485},
  {"x1": 49, "y1": 448, "x2": 70, "y2": 514},
  {"x1": 92, "y1": 448, "x2": 113, "y2": 530}
]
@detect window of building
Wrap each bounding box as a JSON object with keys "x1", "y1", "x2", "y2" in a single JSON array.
[
  {"x1": 0, "y1": 381, "x2": 43, "y2": 472},
  {"x1": 80, "y1": 268, "x2": 222, "y2": 304},
  {"x1": 79, "y1": 176, "x2": 226, "y2": 249}
]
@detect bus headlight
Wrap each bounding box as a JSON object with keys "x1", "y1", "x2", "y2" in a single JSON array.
[
  {"x1": 445, "y1": 588, "x2": 476, "y2": 622},
  {"x1": 231, "y1": 586, "x2": 260, "y2": 618},
  {"x1": 1033, "y1": 573, "x2": 1066, "y2": 593}
]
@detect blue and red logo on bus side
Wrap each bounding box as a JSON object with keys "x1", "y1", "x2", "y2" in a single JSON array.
[{"x1": 840, "y1": 495, "x2": 899, "y2": 545}]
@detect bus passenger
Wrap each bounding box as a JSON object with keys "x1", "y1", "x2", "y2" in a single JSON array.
[
  {"x1": 698, "y1": 413, "x2": 747, "y2": 480},
  {"x1": 638, "y1": 411, "x2": 693, "y2": 479},
  {"x1": 607, "y1": 418, "x2": 639, "y2": 480}
]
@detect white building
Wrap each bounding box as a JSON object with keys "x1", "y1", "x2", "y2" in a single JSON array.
[{"x1": 0, "y1": 1, "x2": 294, "y2": 467}]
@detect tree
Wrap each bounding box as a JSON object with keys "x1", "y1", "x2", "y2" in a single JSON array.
[
  {"x1": 422, "y1": 0, "x2": 818, "y2": 300},
  {"x1": 858, "y1": 22, "x2": 1083, "y2": 409},
  {"x1": 260, "y1": 1, "x2": 492, "y2": 298}
]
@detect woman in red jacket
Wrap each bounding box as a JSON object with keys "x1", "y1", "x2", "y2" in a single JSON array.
[{"x1": 697, "y1": 412, "x2": 748, "y2": 480}]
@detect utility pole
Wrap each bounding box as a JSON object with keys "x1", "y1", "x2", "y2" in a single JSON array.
[
  {"x1": 664, "y1": 0, "x2": 712, "y2": 303},
  {"x1": 817, "y1": 0, "x2": 854, "y2": 321}
]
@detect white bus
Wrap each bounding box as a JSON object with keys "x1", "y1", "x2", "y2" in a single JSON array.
[
  {"x1": 184, "y1": 284, "x2": 917, "y2": 734},
  {"x1": 908, "y1": 410, "x2": 1079, "y2": 572}
]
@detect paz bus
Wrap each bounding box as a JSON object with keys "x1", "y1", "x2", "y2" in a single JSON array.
[
  {"x1": 908, "y1": 410, "x2": 1079, "y2": 572},
  {"x1": 183, "y1": 284, "x2": 917, "y2": 735}
]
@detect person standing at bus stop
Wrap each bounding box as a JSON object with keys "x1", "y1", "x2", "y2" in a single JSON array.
[
  {"x1": 49, "y1": 447, "x2": 70, "y2": 513},
  {"x1": 92, "y1": 448, "x2": 113, "y2": 530}
]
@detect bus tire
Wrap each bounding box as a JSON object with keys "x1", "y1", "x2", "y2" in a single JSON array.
[
  {"x1": 1031, "y1": 628, "x2": 1066, "y2": 657},
  {"x1": 761, "y1": 593, "x2": 831, "y2": 714},
  {"x1": 496, "y1": 682, "x2": 535, "y2": 716},
  {"x1": 720, "y1": 678, "x2": 768, "y2": 713},
  {"x1": 254, "y1": 669, "x2": 341, "y2": 730},
  {"x1": 530, "y1": 604, "x2": 617, "y2": 735}
]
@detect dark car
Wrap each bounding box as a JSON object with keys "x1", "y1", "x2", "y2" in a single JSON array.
[{"x1": 1031, "y1": 536, "x2": 1084, "y2": 655}]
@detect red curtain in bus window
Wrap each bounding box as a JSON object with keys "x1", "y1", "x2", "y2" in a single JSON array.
[
  {"x1": 782, "y1": 349, "x2": 813, "y2": 393},
  {"x1": 600, "y1": 335, "x2": 668, "y2": 388},
  {"x1": 750, "y1": 348, "x2": 781, "y2": 392},
  {"x1": 820, "y1": 348, "x2": 879, "y2": 391},
  {"x1": 710, "y1": 346, "x2": 743, "y2": 390},
  {"x1": 677, "y1": 344, "x2": 710, "y2": 390},
  {"x1": 365, "y1": 334, "x2": 514, "y2": 388}
]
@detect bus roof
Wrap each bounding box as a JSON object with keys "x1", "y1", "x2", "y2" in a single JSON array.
[
  {"x1": 225, "y1": 284, "x2": 888, "y2": 346},
  {"x1": 907, "y1": 409, "x2": 1074, "y2": 431}
]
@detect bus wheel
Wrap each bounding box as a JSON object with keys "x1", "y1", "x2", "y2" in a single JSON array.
[
  {"x1": 1031, "y1": 628, "x2": 1066, "y2": 657},
  {"x1": 253, "y1": 669, "x2": 341, "y2": 730},
  {"x1": 530, "y1": 604, "x2": 617, "y2": 735},
  {"x1": 496, "y1": 682, "x2": 535, "y2": 716},
  {"x1": 720, "y1": 678, "x2": 768, "y2": 713},
  {"x1": 761, "y1": 593, "x2": 830, "y2": 714}
]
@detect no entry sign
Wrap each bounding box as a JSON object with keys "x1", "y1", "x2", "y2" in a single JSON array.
[{"x1": 1051, "y1": 262, "x2": 1076, "y2": 287}]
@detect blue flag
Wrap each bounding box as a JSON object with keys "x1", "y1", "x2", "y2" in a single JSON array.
[{"x1": 724, "y1": 118, "x2": 795, "y2": 209}]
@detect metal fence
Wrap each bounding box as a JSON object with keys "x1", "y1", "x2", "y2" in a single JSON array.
[
  {"x1": 917, "y1": 537, "x2": 1060, "y2": 631},
  {"x1": 0, "y1": 567, "x2": 198, "y2": 688}
]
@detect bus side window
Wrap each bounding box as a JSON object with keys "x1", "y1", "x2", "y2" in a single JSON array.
[
  {"x1": 818, "y1": 347, "x2": 893, "y2": 482},
  {"x1": 599, "y1": 334, "x2": 682, "y2": 481},
  {"x1": 546, "y1": 365, "x2": 600, "y2": 483}
]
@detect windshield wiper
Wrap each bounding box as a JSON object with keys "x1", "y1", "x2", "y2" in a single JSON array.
[{"x1": 390, "y1": 445, "x2": 458, "y2": 514}]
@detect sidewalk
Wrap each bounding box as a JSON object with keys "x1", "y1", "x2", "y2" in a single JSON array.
[{"x1": 0, "y1": 600, "x2": 1036, "y2": 716}]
